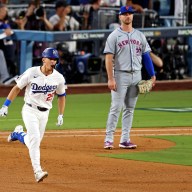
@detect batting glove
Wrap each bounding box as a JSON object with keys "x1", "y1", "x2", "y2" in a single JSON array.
[
  {"x1": 0, "y1": 105, "x2": 8, "y2": 117},
  {"x1": 56, "y1": 114, "x2": 63, "y2": 126}
]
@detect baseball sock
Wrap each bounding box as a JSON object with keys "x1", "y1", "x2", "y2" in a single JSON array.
[
  {"x1": 17, "y1": 132, "x2": 26, "y2": 144},
  {"x1": 11, "y1": 132, "x2": 26, "y2": 144}
]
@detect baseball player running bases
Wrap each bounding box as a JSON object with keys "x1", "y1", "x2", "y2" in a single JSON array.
[
  {"x1": 103, "y1": 6, "x2": 156, "y2": 149},
  {"x1": 0, "y1": 48, "x2": 67, "y2": 182}
]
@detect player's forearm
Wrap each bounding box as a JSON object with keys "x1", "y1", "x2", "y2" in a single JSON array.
[
  {"x1": 2, "y1": 85, "x2": 21, "y2": 108},
  {"x1": 7, "y1": 85, "x2": 21, "y2": 102},
  {"x1": 106, "y1": 63, "x2": 114, "y2": 80},
  {"x1": 105, "y1": 54, "x2": 114, "y2": 80},
  {"x1": 58, "y1": 96, "x2": 65, "y2": 115}
]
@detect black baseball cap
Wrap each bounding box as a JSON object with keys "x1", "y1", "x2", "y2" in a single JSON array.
[
  {"x1": 119, "y1": 6, "x2": 135, "y2": 15},
  {"x1": 55, "y1": 0, "x2": 69, "y2": 9},
  {"x1": 56, "y1": 42, "x2": 69, "y2": 52}
]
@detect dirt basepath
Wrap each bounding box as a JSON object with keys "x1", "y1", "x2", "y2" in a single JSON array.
[{"x1": 0, "y1": 128, "x2": 192, "y2": 192}]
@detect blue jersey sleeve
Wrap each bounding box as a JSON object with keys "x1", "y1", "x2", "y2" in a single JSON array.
[{"x1": 142, "y1": 52, "x2": 155, "y2": 77}]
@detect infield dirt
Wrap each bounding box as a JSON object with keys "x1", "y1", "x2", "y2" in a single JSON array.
[{"x1": 0, "y1": 128, "x2": 192, "y2": 192}]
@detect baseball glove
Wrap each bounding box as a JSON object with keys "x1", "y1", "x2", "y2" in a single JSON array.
[{"x1": 137, "y1": 79, "x2": 153, "y2": 94}]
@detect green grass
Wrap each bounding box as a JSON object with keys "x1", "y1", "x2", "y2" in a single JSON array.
[
  {"x1": 134, "y1": 90, "x2": 192, "y2": 127},
  {"x1": 0, "y1": 90, "x2": 192, "y2": 130},
  {"x1": 101, "y1": 136, "x2": 192, "y2": 166}
]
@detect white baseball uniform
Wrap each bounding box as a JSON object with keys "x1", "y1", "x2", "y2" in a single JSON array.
[{"x1": 16, "y1": 66, "x2": 66, "y2": 173}]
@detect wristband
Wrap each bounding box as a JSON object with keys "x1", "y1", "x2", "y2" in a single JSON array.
[{"x1": 4, "y1": 99, "x2": 11, "y2": 107}]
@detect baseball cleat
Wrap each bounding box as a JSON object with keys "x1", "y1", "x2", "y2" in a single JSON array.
[
  {"x1": 119, "y1": 142, "x2": 137, "y2": 149},
  {"x1": 7, "y1": 125, "x2": 24, "y2": 142},
  {"x1": 35, "y1": 170, "x2": 48, "y2": 183},
  {"x1": 104, "y1": 141, "x2": 114, "y2": 149}
]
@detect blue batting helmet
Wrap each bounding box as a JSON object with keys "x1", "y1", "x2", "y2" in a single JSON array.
[{"x1": 42, "y1": 47, "x2": 59, "y2": 59}]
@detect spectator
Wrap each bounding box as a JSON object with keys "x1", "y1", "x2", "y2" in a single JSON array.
[
  {"x1": 69, "y1": 0, "x2": 90, "y2": 5},
  {"x1": 69, "y1": 0, "x2": 90, "y2": 30},
  {"x1": 86, "y1": 0, "x2": 101, "y2": 29},
  {"x1": 55, "y1": 42, "x2": 74, "y2": 84},
  {"x1": 126, "y1": 0, "x2": 159, "y2": 27},
  {"x1": 49, "y1": 0, "x2": 80, "y2": 53},
  {"x1": 9, "y1": 9, "x2": 26, "y2": 30},
  {"x1": 0, "y1": 3, "x2": 17, "y2": 83},
  {"x1": 13, "y1": 0, "x2": 54, "y2": 66},
  {"x1": 169, "y1": 0, "x2": 184, "y2": 26},
  {"x1": 126, "y1": 0, "x2": 153, "y2": 13},
  {"x1": 0, "y1": 49, "x2": 9, "y2": 84},
  {"x1": 153, "y1": 0, "x2": 184, "y2": 27},
  {"x1": 68, "y1": 0, "x2": 101, "y2": 30},
  {"x1": 15, "y1": 0, "x2": 53, "y2": 31},
  {"x1": 49, "y1": 0, "x2": 79, "y2": 31},
  {"x1": 100, "y1": 0, "x2": 121, "y2": 7}
]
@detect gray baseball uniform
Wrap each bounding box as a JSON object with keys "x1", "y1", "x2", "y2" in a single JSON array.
[{"x1": 104, "y1": 27, "x2": 151, "y2": 144}]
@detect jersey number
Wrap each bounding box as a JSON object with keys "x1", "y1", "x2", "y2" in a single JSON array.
[{"x1": 46, "y1": 93, "x2": 54, "y2": 101}]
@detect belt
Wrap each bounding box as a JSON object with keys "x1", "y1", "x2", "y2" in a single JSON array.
[
  {"x1": 115, "y1": 70, "x2": 135, "y2": 73},
  {"x1": 26, "y1": 103, "x2": 48, "y2": 112}
]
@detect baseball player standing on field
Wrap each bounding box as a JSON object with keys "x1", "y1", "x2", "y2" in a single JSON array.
[
  {"x1": 0, "y1": 47, "x2": 67, "y2": 182},
  {"x1": 103, "y1": 6, "x2": 156, "y2": 149}
]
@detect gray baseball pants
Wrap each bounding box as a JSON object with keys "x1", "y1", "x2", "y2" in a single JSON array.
[{"x1": 105, "y1": 70, "x2": 141, "y2": 143}]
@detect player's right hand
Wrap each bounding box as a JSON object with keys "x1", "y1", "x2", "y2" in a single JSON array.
[
  {"x1": 0, "y1": 105, "x2": 8, "y2": 117},
  {"x1": 108, "y1": 79, "x2": 117, "y2": 91}
]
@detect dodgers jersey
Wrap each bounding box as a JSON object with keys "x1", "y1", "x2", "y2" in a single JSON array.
[
  {"x1": 16, "y1": 66, "x2": 66, "y2": 109},
  {"x1": 104, "y1": 27, "x2": 151, "y2": 72}
]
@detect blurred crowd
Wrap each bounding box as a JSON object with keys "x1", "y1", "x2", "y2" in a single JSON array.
[{"x1": 0, "y1": 0, "x2": 191, "y2": 84}]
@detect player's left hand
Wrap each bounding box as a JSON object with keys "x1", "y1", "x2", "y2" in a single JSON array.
[
  {"x1": 56, "y1": 114, "x2": 63, "y2": 126},
  {"x1": 138, "y1": 79, "x2": 153, "y2": 94},
  {"x1": 0, "y1": 105, "x2": 8, "y2": 117}
]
